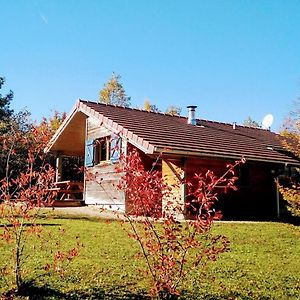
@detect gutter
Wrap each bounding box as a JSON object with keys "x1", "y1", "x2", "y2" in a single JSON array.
[{"x1": 153, "y1": 147, "x2": 300, "y2": 166}]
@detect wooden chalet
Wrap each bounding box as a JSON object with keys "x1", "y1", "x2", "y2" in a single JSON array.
[{"x1": 46, "y1": 99, "x2": 299, "y2": 220}]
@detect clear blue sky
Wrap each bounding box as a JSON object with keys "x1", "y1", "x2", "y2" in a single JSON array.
[{"x1": 2, "y1": 0, "x2": 300, "y2": 131}]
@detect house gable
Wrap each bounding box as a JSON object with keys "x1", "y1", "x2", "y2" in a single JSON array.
[{"x1": 46, "y1": 100, "x2": 156, "y2": 157}]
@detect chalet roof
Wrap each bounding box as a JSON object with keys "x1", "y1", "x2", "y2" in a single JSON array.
[{"x1": 46, "y1": 99, "x2": 299, "y2": 165}]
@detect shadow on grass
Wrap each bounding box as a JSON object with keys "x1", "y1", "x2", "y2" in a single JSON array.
[
  {"x1": 4, "y1": 281, "x2": 151, "y2": 300},
  {"x1": 180, "y1": 290, "x2": 274, "y2": 300},
  {"x1": 0, "y1": 223, "x2": 61, "y2": 228},
  {"x1": 3, "y1": 283, "x2": 275, "y2": 300}
]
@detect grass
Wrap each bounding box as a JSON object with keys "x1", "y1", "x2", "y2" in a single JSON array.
[{"x1": 0, "y1": 214, "x2": 299, "y2": 299}]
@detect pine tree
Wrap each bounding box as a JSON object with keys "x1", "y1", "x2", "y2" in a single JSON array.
[{"x1": 0, "y1": 77, "x2": 13, "y2": 121}]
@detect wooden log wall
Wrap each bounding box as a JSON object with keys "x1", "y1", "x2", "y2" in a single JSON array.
[
  {"x1": 185, "y1": 157, "x2": 279, "y2": 220},
  {"x1": 162, "y1": 157, "x2": 185, "y2": 219},
  {"x1": 84, "y1": 117, "x2": 126, "y2": 210}
]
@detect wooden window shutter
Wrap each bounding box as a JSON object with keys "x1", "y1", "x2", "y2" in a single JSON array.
[
  {"x1": 85, "y1": 139, "x2": 94, "y2": 167},
  {"x1": 110, "y1": 134, "x2": 121, "y2": 163}
]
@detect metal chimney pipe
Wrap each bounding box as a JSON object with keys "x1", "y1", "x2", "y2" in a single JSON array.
[{"x1": 187, "y1": 105, "x2": 197, "y2": 125}]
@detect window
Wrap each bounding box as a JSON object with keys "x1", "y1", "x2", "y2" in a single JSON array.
[
  {"x1": 84, "y1": 134, "x2": 122, "y2": 167},
  {"x1": 94, "y1": 137, "x2": 110, "y2": 164}
]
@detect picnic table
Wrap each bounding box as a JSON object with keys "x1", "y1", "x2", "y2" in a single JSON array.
[{"x1": 50, "y1": 180, "x2": 84, "y2": 201}]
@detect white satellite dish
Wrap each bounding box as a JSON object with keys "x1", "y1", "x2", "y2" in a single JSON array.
[{"x1": 262, "y1": 114, "x2": 274, "y2": 130}]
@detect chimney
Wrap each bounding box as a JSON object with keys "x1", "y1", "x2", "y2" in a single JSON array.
[
  {"x1": 187, "y1": 105, "x2": 197, "y2": 125},
  {"x1": 233, "y1": 122, "x2": 236, "y2": 130}
]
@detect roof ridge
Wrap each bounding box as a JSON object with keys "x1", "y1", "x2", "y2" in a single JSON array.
[
  {"x1": 78, "y1": 99, "x2": 184, "y2": 119},
  {"x1": 79, "y1": 99, "x2": 274, "y2": 133},
  {"x1": 198, "y1": 118, "x2": 274, "y2": 133}
]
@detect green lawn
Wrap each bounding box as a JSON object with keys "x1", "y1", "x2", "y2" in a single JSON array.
[{"x1": 0, "y1": 215, "x2": 299, "y2": 299}]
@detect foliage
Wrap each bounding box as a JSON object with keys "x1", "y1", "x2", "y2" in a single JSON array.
[
  {"x1": 0, "y1": 76, "x2": 17, "y2": 178},
  {"x1": 278, "y1": 184, "x2": 300, "y2": 217},
  {"x1": 143, "y1": 101, "x2": 181, "y2": 115},
  {"x1": 0, "y1": 110, "x2": 32, "y2": 179},
  {"x1": 1, "y1": 217, "x2": 299, "y2": 299},
  {"x1": 0, "y1": 120, "x2": 56, "y2": 291},
  {"x1": 43, "y1": 110, "x2": 67, "y2": 134},
  {"x1": 114, "y1": 150, "x2": 244, "y2": 298},
  {"x1": 0, "y1": 76, "x2": 13, "y2": 121},
  {"x1": 0, "y1": 115, "x2": 79, "y2": 294},
  {"x1": 99, "y1": 73, "x2": 131, "y2": 107},
  {"x1": 144, "y1": 99, "x2": 160, "y2": 113},
  {"x1": 279, "y1": 99, "x2": 300, "y2": 217},
  {"x1": 280, "y1": 99, "x2": 300, "y2": 158},
  {"x1": 243, "y1": 116, "x2": 261, "y2": 128},
  {"x1": 165, "y1": 105, "x2": 181, "y2": 116},
  {"x1": 0, "y1": 110, "x2": 66, "y2": 180}
]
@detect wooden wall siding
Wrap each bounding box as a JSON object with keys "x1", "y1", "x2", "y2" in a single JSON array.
[
  {"x1": 85, "y1": 164, "x2": 125, "y2": 208},
  {"x1": 185, "y1": 157, "x2": 279, "y2": 220},
  {"x1": 84, "y1": 117, "x2": 125, "y2": 209},
  {"x1": 87, "y1": 117, "x2": 110, "y2": 140},
  {"x1": 162, "y1": 158, "x2": 185, "y2": 219}
]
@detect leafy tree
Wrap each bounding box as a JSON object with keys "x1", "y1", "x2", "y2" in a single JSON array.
[
  {"x1": 0, "y1": 110, "x2": 67, "y2": 181},
  {"x1": 0, "y1": 77, "x2": 13, "y2": 121},
  {"x1": 143, "y1": 99, "x2": 160, "y2": 113},
  {"x1": 114, "y1": 150, "x2": 244, "y2": 298},
  {"x1": 243, "y1": 116, "x2": 261, "y2": 128},
  {"x1": 165, "y1": 105, "x2": 181, "y2": 116},
  {"x1": 99, "y1": 73, "x2": 131, "y2": 107},
  {"x1": 278, "y1": 100, "x2": 300, "y2": 217},
  {"x1": 89, "y1": 149, "x2": 245, "y2": 298},
  {"x1": 0, "y1": 119, "x2": 81, "y2": 293},
  {"x1": 0, "y1": 77, "x2": 27, "y2": 179},
  {"x1": 0, "y1": 109, "x2": 32, "y2": 179}
]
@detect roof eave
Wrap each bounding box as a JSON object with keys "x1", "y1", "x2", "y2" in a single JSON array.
[{"x1": 153, "y1": 147, "x2": 300, "y2": 166}]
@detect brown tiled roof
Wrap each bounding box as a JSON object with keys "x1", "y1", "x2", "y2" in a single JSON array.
[{"x1": 79, "y1": 100, "x2": 299, "y2": 165}]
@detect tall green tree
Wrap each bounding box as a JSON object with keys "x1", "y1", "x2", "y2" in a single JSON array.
[
  {"x1": 0, "y1": 77, "x2": 13, "y2": 121},
  {"x1": 99, "y1": 73, "x2": 131, "y2": 107}
]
